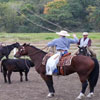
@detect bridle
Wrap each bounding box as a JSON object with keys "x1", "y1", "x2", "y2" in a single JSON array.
[{"x1": 79, "y1": 47, "x2": 89, "y2": 56}]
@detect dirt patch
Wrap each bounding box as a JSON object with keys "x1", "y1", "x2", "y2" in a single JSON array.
[
  {"x1": 0, "y1": 67, "x2": 100, "y2": 100},
  {"x1": 0, "y1": 41, "x2": 100, "y2": 100}
]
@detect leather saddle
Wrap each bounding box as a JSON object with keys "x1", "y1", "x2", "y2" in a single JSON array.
[{"x1": 42, "y1": 52, "x2": 73, "y2": 75}]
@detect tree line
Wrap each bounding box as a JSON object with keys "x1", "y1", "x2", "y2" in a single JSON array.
[{"x1": 0, "y1": 0, "x2": 100, "y2": 33}]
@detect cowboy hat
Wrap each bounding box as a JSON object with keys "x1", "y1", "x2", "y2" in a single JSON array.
[
  {"x1": 56, "y1": 30, "x2": 70, "y2": 36},
  {"x1": 83, "y1": 32, "x2": 88, "y2": 35}
]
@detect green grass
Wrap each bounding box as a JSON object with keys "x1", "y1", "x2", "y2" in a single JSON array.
[
  {"x1": 0, "y1": 32, "x2": 100, "y2": 43},
  {"x1": 0, "y1": 32, "x2": 100, "y2": 60},
  {"x1": 0, "y1": 33, "x2": 57, "y2": 43}
]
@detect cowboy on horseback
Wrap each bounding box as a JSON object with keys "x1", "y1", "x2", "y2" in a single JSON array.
[
  {"x1": 46, "y1": 30, "x2": 79, "y2": 75},
  {"x1": 77, "y1": 32, "x2": 96, "y2": 58}
]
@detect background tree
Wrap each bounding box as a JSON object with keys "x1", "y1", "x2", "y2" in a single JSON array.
[{"x1": 0, "y1": 0, "x2": 99, "y2": 33}]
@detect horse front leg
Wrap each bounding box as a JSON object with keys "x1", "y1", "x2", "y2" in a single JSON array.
[
  {"x1": 76, "y1": 75, "x2": 88, "y2": 100},
  {"x1": 76, "y1": 81, "x2": 88, "y2": 100},
  {"x1": 40, "y1": 74, "x2": 55, "y2": 98}
]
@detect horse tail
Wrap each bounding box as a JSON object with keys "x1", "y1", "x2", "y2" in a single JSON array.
[
  {"x1": 1, "y1": 59, "x2": 6, "y2": 72},
  {"x1": 88, "y1": 58, "x2": 99, "y2": 87},
  {"x1": 1, "y1": 60, "x2": 3, "y2": 72}
]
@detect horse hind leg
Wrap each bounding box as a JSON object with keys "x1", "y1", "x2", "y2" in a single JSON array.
[
  {"x1": 86, "y1": 79, "x2": 95, "y2": 98},
  {"x1": 87, "y1": 58, "x2": 99, "y2": 98},
  {"x1": 81, "y1": 80, "x2": 88, "y2": 94},
  {"x1": 76, "y1": 80, "x2": 88, "y2": 100},
  {"x1": 86, "y1": 78, "x2": 96, "y2": 98}
]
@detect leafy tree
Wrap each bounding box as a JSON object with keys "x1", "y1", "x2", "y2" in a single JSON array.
[
  {"x1": 0, "y1": 0, "x2": 9, "y2": 2},
  {"x1": 87, "y1": 0, "x2": 100, "y2": 31},
  {"x1": 0, "y1": 2, "x2": 24, "y2": 32},
  {"x1": 0, "y1": 0, "x2": 99, "y2": 32}
]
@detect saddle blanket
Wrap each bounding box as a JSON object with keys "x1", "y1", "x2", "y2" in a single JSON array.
[
  {"x1": 42, "y1": 52, "x2": 72, "y2": 66},
  {"x1": 42, "y1": 52, "x2": 73, "y2": 75}
]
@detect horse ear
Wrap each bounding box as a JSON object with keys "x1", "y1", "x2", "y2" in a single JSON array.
[
  {"x1": 16, "y1": 42, "x2": 19, "y2": 45},
  {"x1": 78, "y1": 45, "x2": 80, "y2": 48},
  {"x1": 23, "y1": 43, "x2": 26, "y2": 46}
]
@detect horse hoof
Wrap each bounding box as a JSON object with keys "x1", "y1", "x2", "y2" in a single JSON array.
[
  {"x1": 5, "y1": 81, "x2": 7, "y2": 83},
  {"x1": 47, "y1": 93, "x2": 54, "y2": 98},
  {"x1": 87, "y1": 92, "x2": 94, "y2": 98},
  {"x1": 76, "y1": 93, "x2": 85, "y2": 100},
  {"x1": 20, "y1": 80, "x2": 23, "y2": 82}
]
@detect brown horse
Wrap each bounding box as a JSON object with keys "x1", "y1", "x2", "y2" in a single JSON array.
[{"x1": 14, "y1": 43, "x2": 99, "y2": 99}]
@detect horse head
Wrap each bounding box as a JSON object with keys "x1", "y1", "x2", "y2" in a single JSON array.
[
  {"x1": 14, "y1": 43, "x2": 29, "y2": 58},
  {"x1": 78, "y1": 46, "x2": 90, "y2": 56},
  {"x1": 13, "y1": 42, "x2": 21, "y2": 48}
]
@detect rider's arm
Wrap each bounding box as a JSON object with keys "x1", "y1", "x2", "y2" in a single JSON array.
[
  {"x1": 47, "y1": 39, "x2": 57, "y2": 47},
  {"x1": 69, "y1": 34, "x2": 79, "y2": 44},
  {"x1": 88, "y1": 39, "x2": 91, "y2": 47}
]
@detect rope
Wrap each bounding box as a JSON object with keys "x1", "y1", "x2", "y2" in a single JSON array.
[
  {"x1": 24, "y1": 7, "x2": 74, "y2": 33},
  {"x1": 25, "y1": 8, "x2": 62, "y2": 30},
  {"x1": 24, "y1": 58, "x2": 30, "y2": 70},
  {"x1": 18, "y1": 1, "x2": 74, "y2": 33},
  {"x1": 17, "y1": 11, "x2": 56, "y2": 33},
  {"x1": 71, "y1": 48, "x2": 79, "y2": 56}
]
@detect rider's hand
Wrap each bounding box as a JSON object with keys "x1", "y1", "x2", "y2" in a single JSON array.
[{"x1": 73, "y1": 34, "x2": 77, "y2": 38}]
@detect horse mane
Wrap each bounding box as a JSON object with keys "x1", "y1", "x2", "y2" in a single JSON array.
[
  {"x1": 23, "y1": 43, "x2": 47, "y2": 54},
  {"x1": 4, "y1": 42, "x2": 20, "y2": 47}
]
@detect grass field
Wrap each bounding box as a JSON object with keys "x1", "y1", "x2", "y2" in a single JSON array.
[
  {"x1": 0, "y1": 32, "x2": 100, "y2": 43},
  {"x1": 0, "y1": 32, "x2": 100, "y2": 60}
]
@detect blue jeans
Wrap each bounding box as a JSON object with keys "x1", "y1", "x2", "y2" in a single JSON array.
[{"x1": 61, "y1": 50, "x2": 68, "y2": 56}]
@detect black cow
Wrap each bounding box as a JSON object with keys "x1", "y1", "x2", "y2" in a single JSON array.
[{"x1": 1, "y1": 58, "x2": 34, "y2": 84}]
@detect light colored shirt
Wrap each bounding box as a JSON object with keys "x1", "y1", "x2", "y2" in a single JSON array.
[
  {"x1": 80, "y1": 38, "x2": 89, "y2": 47},
  {"x1": 78, "y1": 37, "x2": 91, "y2": 47},
  {"x1": 47, "y1": 37, "x2": 79, "y2": 51}
]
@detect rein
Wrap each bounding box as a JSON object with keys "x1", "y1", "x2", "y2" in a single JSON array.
[
  {"x1": 24, "y1": 58, "x2": 30, "y2": 70},
  {"x1": 71, "y1": 48, "x2": 79, "y2": 55}
]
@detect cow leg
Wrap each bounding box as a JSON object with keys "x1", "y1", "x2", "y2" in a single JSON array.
[
  {"x1": 3, "y1": 70, "x2": 7, "y2": 83},
  {"x1": 7, "y1": 71, "x2": 12, "y2": 84},
  {"x1": 25, "y1": 71, "x2": 28, "y2": 81},
  {"x1": 19, "y1": 72, "x2": 23, "y2": 82}
]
